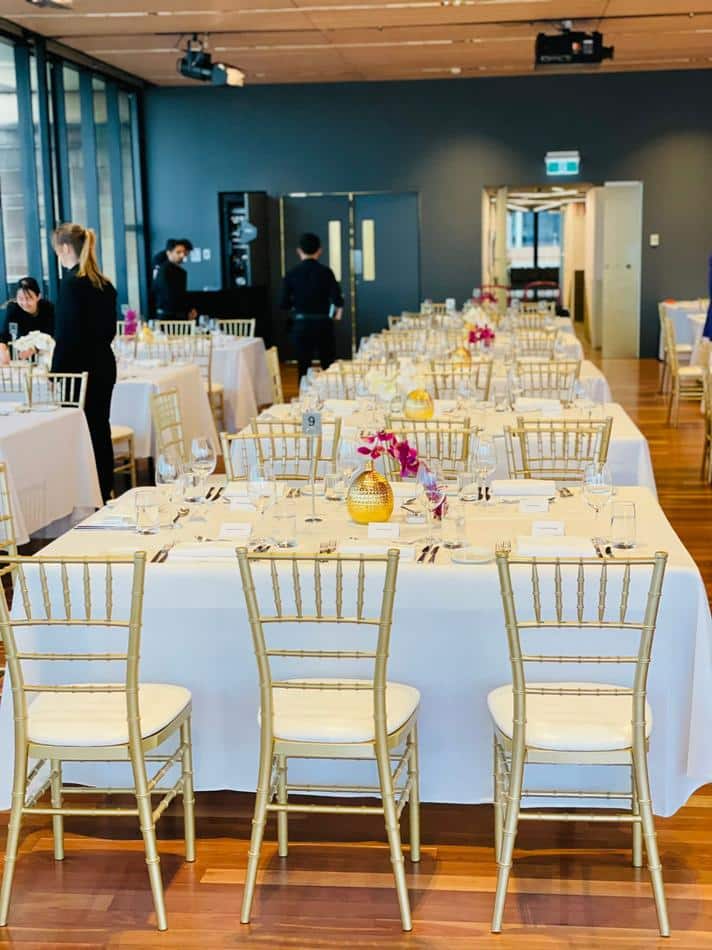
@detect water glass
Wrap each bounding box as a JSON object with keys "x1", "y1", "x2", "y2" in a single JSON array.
[
  {"x1": 325, "y1": 472, "x2": 347, "y2": 501},
  {"x1": 610, "y1": 501, "x2": 636, "y2": 549},
  {"x1": 135, "y1": 489, "x2": 161, "y2": 535},
  {"x1": 272, "y1": 503, "x2": 297, "y2": 548},
  {"x1": 457, "y1": 471, "x2": 480, "y2": 502},
  {"x1": 582, "y1": 462, "x2": 614, "y2": 525},
  {"x1": 442, "y1": 499, "x2": 466, "y2": 549}
]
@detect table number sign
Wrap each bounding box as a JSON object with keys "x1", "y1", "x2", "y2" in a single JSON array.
[{"x1": 302, "y1": 411, "x2": 322, "y2": 436}]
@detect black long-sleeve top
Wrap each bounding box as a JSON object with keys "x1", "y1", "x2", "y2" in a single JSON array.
[
  {"x1": 151, "y1": 260, "x2": 188, "y2": 317},
  {"x1": 280, "y1": 259, "x2": 344, "y2": 316},
  {"x1": 0, "y1": 299, "x2": 54, "y2": 346},
  {"x1": 51, "y1": 265, "x2": 117, "y2": 374}
]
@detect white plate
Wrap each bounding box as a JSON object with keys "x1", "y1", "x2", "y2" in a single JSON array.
[{"x1": 450, "y1": 545, "x2": 494, "y2": 564}]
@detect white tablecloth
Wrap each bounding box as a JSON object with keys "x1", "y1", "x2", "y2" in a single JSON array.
[
  {"x1": 212, "y1": 338, "x2": 272, "y2": 432},
  {"x1": 110, "y1": 363, "x2": 218, "y2": 458},
  {"x1": 0, "y1": 407, "x2": 101, "y2": 544},
  {"x1": 0, "y1": 485, "x2": 708, "y2": 818},
  {"x1": 659, "y1": 302, "x2": 708, "y2": 359}
]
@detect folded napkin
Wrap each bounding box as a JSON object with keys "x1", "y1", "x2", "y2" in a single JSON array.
[
  {"x1": 491, "y1": 479, "x2": 555, "y2": 498},
  {"x1": 168, "y1": 542, "x2": 238, "y2": 561},
  {"x1": 514, "y1": 397, "x2": 563, "y2": 415},
  {"x1": 79, "y1": 512, "x2": 135, "y2": 529},
  {"x1": 515, "y1": 536, "x2": 596, "y2": 558},
  {"x1": 338, "y1": 542, "x2": 415, "y2": 561}
]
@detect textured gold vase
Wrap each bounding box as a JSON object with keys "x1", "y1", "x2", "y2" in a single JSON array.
[
  {"x1": 346, "y1": 463, "x2": 394, "y2": 524},
  {"x1": 404, "y1": 388, "x2": 434, "y2": 421},
  {"x1": 452, "y1": 345, "x2": 471, "y2": 365}
]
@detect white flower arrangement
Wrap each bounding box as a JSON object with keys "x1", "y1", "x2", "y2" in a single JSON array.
[
  {"x1": 12, "y1": 331, "x2": 56, "y2": 369},
  {"x1": 364, "y1": 367, "x2": 398, "y2": 402}
]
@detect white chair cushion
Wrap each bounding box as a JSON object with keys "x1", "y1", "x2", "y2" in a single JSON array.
[
  {"x1": 679, "y1": 366, "x2": 704, "y2": 378},
  {"x1": 203, "y1": 381, "x2": 224, "y2": 394},
  {"x1": 27, "y1": 683, "x2": 191, "y2": 747},
  {"x1": 110, "y1": 424, "x2": 134, "y2": 442},
  {"x1": 267, "y1": 678, "x2": 420, "y2": 743},
  {"x1": 487, "y1": 681, "x2": 652, "y2": 752},
  {"x1": 675, "y1": 344, "x2": 694, "y2": 354}
]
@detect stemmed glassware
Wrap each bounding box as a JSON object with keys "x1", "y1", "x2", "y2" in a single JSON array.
[
  {"x1": 473, "y1": 436, "x2": 497, "y2": 502},
  {"x1": 338, "y1": 435, "x2": 361, "y2": 486},
  {"x1": 182, "y1": 436, "x2": 216, "y2": 522},
  {"x1": 582, "y1": 461, "x2": 614, "y2": 529},
  {"x1": 416, "y1": 463, "x2": 446, "y2": 547},
  {"x1": 248, "y1": 460, "x2": 276, "y2": 546},
  {"x1": 155, "y1": 450, "x2": 182, "y2": 527}
]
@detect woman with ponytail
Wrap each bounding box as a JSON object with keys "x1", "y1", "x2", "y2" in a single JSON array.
[{"x1": 52, "y1": 223, "x2": 117, "y2": 501}]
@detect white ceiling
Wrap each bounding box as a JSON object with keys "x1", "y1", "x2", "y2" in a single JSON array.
[{"x1": 3, "y1": 0, "x2": 712, "y2": 86}]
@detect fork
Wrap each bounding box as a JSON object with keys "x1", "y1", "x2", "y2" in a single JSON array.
[
  {"x1": 417, "y1": 544, "x2": 432, "y2": 564},
  {"x1": 494, "y1": 540, "x2": 512, "y2": 557}
]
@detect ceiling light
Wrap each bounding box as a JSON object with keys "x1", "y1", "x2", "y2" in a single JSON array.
[{"x1": 178, "y1": 34, "x2": 245, "y2": 87}]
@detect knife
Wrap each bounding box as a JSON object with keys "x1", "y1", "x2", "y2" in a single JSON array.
[{"x1": 417, "y1": 544, "x2": 431, "y2": 563}]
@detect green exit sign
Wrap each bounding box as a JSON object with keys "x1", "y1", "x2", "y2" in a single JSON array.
[{"x1": 545, "y1": 151, "x2": 580, "y2": 176}]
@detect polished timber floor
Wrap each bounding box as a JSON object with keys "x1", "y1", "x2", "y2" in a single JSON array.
[{"x1": 1, "y1": 354, "x2": 712, "y2": 948}]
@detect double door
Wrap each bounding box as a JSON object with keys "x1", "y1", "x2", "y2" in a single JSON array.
[{"x1": 278, "y1": 191, "x2": 420, "y2": 359}]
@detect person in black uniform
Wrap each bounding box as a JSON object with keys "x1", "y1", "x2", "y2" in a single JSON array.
[
  {"x1": 280, "y1": 232, "x2": 344, "y2": 380},
  {"x1": 52, "y1": 223, "x2": 117, "y2": 502},
  {"x1": 0, "y1": 276, "x2": 54, "y2": 363},
  {"x1": 150, "y1": 238, "x2": 195, "y2": 320}
]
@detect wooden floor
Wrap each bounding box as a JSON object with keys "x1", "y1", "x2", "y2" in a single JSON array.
[{"x1": 1, "y1": 356, "x2": 712, "y2": 948}]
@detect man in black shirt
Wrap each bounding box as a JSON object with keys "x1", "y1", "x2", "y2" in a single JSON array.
[
  {"x1": 151, "y1": 238, "x2": 195, "y2": 320},
  {"x1": 280, "y1": 232, "x2": 344, "y2": 379}
]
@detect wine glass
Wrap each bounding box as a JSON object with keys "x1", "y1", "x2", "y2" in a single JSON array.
[
  {"x1": 416, "y1": 463, "x2": 446, "y2": 547},
  {"x1": 155, "y1": 451, "x2": 182, "y2": 525},
  {"x1": 190, "y1": 436, "x2": 217, "y2": 506},
  {"x1": 248, "y1": 460, "x2": 276, "y2": 545},
  {"x1": 338, "y1": 435, "x2": 361, "y2": 486},
  {"x1": 582, "y1": 461, "x2": 613, "y2": 531},
  {"x1": 473, "y1": 436, "x2": 497, "y2": 502}
]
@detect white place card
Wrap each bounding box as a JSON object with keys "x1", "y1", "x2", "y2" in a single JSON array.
[
  {"x1": 230, "y1": 499, "x2": 257, "y2": 512},
  {"x1": 532, "y1": 520, "x2": 565, "y2": 537},
  {"x1": 519, "y1": 498, "x2": 550, "y2": 514},
  {"x1": 368, "y1": 522, "x2": 400, "y2": 540},
  {"x1": 219, "y1": 522, "x2": 253, "y2": 541}
]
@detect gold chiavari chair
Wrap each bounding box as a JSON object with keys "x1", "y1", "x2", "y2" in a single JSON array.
[
  {"x1": 339, "y1": 361, "x2": 372, "y2": 399},
  {"x1": 520, "y1": 300, "x2": 555, "y2": 316},
  {"x1": 512, "y1": 311, "x2": 549, "y2": 331},
  {"x1": 110, "y1": 425, "x2": 137, "y2": 491},
  {"x1": 157, "y1": 319, "x2": 196, "y2": 336},
  {"x1": 150, "y1": 388, "x2": 185, "y2": 461},
  {"x1": 513, "y1": 329, "x2": 557, "y2": 359},
  {"x1": 503, "y1": 417, "x2": 613, "y2": 483},
  {"x1": 266, "y1": 346, "x2": 284, "y2": 405},
  {"x1": 0, "y1": 462, "x2": 19, "y2": 568},
  {"x1": 190, "y1": 335, "x2": 225, "y2": 431},
  {"x1": 431, "y1": 302, "x2": 447, "y2": 315},
  {"x1": 135, "y1": 338, "x2": 172, "y2": 363},
  {"x1": 490, "y1": 550, "x2": 669, "y2": 935},
  {"x1": 115, "y1": 320, "x2": 129, "y2": 337},
  {"x1": 112, "y1": 334, "x2": 138, "y2": 361},
  {"x1": 702, "y1": 364, "x2": 712, "y2": 483},
  {"x1": 0, "y1": 363, "x2": 31, "y2": 401},
  {"x1": 657, "y1": 303, "x2": 692, "y2": 395},
  {"x1": 427, "y1": 359, "x2": 493, "y2": 401},
  {"x1": 236, "y1": 547, "x2": 420, "y2": 930},
  {"x1": 249, "y1": 416, "x2": 342, "y2": 478},
  {"x1": 387, "y1": 314, "x2": 403, "y2": 330},
  {"x1": 217, "y1": 318, "x2": 256, "y2": 337},
  {"x1": 30, "y1": 371, "x2": 88, "y2": 410},
  {"x1": 514, "y1": 358, "x2": 581, "y2": 404},
  {"x1": 0, "y1": 553, "x2": 195, "y2": 932},
  {"x1": 386, "y1": 416, "x2": 472, "y2": 477},
  {"x1": 664, "y1": 316, "x2": 705, "y2": 426}
]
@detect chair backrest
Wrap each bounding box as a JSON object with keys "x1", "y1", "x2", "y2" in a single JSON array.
[
  {"x1": 248, "y1": 417, "x2": 342, "y2": 478},
  {"x1": 218, "y1": 318, "x2": 256, "y2": 337},
  {"x1": 266, "y1": 346, "x2": 284, "y2": 404},
  {"x1": 31, "y1": 371, "x2": 88, "y2": 410},
  {"x1": 0, "y1": 462, "x2": 18, "y2": 561},
  {"x1": 387, "y1": 315, "x2": 403, "y2": 330},
  {"x1": 116, "y1": 321, "x2": 127, "y2": 337},
  {"x1": 157, "y1": 319, "x2": 196, "y2": 337},
  {"x1": 0, "y1": 363, "x2": 31, "y2": 399},
  {"x1": 237, "y1": 547, "x2": 401, "y2": 750},
  {"x1": 150, "y1": 388, "x2": 185, "y2": 461},
  {"x1": 504, "y1": 416, "x2": 613, "y2": 482},
  {"x1": 431, "y1": 302, "x2": 447, "y2": 315},
  {"x1": 189, "y1": 334, "x2": 212, "y2": 387},
  {"x1": 427, "y1": 360, "x2": 493, "y2": 401},
  {"x1": 662, "y1": 315, "x2": 680, "y2": 374},
  {"x1": 222, "y1": 427, "x2": 323, "y2": 481},
  {"x1": 513, "y1": 312, "x2": 549, "y2": 331},
  {"x1": 514, "y1": 359, "x2": 581, "y2": 403},
  {"x1": 496, "y1": 550, "x2": 668, "y2": 753},
  {"x1": 514, "y1": 329, "x2": 556, "y2": 358},
  {"x1": 0, "y1": 553, "x2": 147, "y2": 752},
  {"x1": 386, "y1": 416, "x2": 472, "y2": 475}
]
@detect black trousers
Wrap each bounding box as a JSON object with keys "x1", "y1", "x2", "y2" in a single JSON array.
[
  {"x1": 85, "y1": 352, "x2": 117, "y2": 503},
  {"x1": 291, "y1": 315, "x2": 336, "y2": 380}
]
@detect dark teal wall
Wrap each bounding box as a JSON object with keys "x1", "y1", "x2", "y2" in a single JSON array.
[{"x1": 144, "y1": 69, "x2": 712, "y2": 356}]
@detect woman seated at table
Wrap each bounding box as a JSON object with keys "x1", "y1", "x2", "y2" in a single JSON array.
[{"x1": 0, "y1": 276, "x2": 55, "y2": 364}]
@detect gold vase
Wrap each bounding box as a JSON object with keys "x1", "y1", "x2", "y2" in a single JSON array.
[
  {"x1": 404, "y1": 388, "x2": 434, "y2": 421},
  {"x1": 452, "y1": 345, "x2": 471, "y2": 365},
  {"x1": 346, "y1": 462, "x2": 394, "y2": 524}
]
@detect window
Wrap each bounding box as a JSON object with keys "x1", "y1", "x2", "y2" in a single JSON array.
[
  {"x1": 120, "y1": 90, "x2": 140, "y2": 309},
  {"x1": 92, "y1": 77, "x2": 115, "y2": 283},
  {"x1": 63, "y1": 66, "x2": 86, "y2": 226},
  {"x1": 507, "y1": 210, "x2": 534, "y2": 270},
  {"x1": 0, "y1": 39, "x2": 25, "y2": 293}
]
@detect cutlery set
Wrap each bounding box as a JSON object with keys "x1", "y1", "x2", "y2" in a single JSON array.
[{"x1": 416, "y1": 544, "x2": 440, "y2": 564}]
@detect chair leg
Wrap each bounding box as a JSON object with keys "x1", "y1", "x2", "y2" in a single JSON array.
[
  {"x1": 128, "y1": 435, "x2": 137, "y2": 489},
  {"x1": 376, "y1": 742, "x2": 412, "y2": 931},
  {"x1": 493, "y1": 736, "x2": 503, "y2": 863},
  {"x1": 633, "y1": 748, "x2": 670, "y2": 936},
  {"x1": 631, "y1": 765, "x2": 642, "y2": 869},
  {"x1": 50, "y1": 759, "x2": 64, "y2": 861},
  {"x1": 180, "y1": 719, "x2": 196, "y2": 863},
  {"x1": 491, "y1": 745, "x2": 524, "y2": 933},
  {"x1": 658, "y1": 357, "x2": 667, "y2": 395},
  {"x1": 276, "y1": 754, "x2": 288, "y2": 858},
  {"x1": 407, "y1": 725, "x2": 421, "y2": 863},
  {"x1": 131, "y1": 754, "x2": 167, "y2": 931},
  {"x1": 0, "y1": 749, "x2": 28, "y2": 926},
  {"x1": 240, "y1": 741, "x2": 273, "y2": 923}
]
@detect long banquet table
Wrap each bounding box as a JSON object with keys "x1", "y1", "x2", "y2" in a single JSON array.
[
  {"x1": 212, "y1": 337, "x2": 272, "y2": 431},
  {"x1": 0, "y1": 483, "x2": 708, "y2": 818},
  {"x1": 0, "y1": 406, "x2": 101, "y2": 543}
]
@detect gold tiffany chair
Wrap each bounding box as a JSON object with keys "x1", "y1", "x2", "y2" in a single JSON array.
[
  {"x1": 386, "y1": 416, "x2": 473, "y2": 477},
  {"x1": 150, "y1": 388, "x2": 186, "y2": 461},
  {"x1": 236, "y1": 547, "x2": 420, "y2": 930},
  {"x1": 490, "y1": 550, "x2": 670, "y2": 935},
  {"x1": 0, "y1": 553, "x2": 195, "y2": 931},
  {"x1": 30, "y1": 371, "x2": 88, "y2": 410},
  {"x1": 191, "y1": 334, "x2": 225, "y2": 431},
  {"x1": 504, "y1": 417, "x2": 613, "y2": 483},
  {"x1": 0, "y1": 363, "x2": 32, "y2": 401},
  {"x1": 657, "y1": 303, "x2": 692, "y2": 395},
  {"x1": 427, "y1": 359, "x2": 493, "y2": 401},
  {"x1": 217, "y1": 317, "x2": 256, "y2": 337},
  {"x1": 664, "y1": 316, "x2": 705, "y2": 426},
  {"x1": 156, "y1": 318, "x2": 196, "y2": 336},
  {"x1": 514, "y1": 358, "x2": 581, "y2": 404},
  {"x1": 0, "y1": 462, "x2": 19, "y2": 564},
  {"x1": 266, "y1": 346, "x2": 284, "y2": 405},
  {"x1": 251, "y1": 417, "x2": 342, "y2": 477},
  {"x1": 702, "y1": 365, "x2": 712, "y2": 483},
  {"x1": 513, "y1": 329, "x2": 557, "y2": 359}
]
